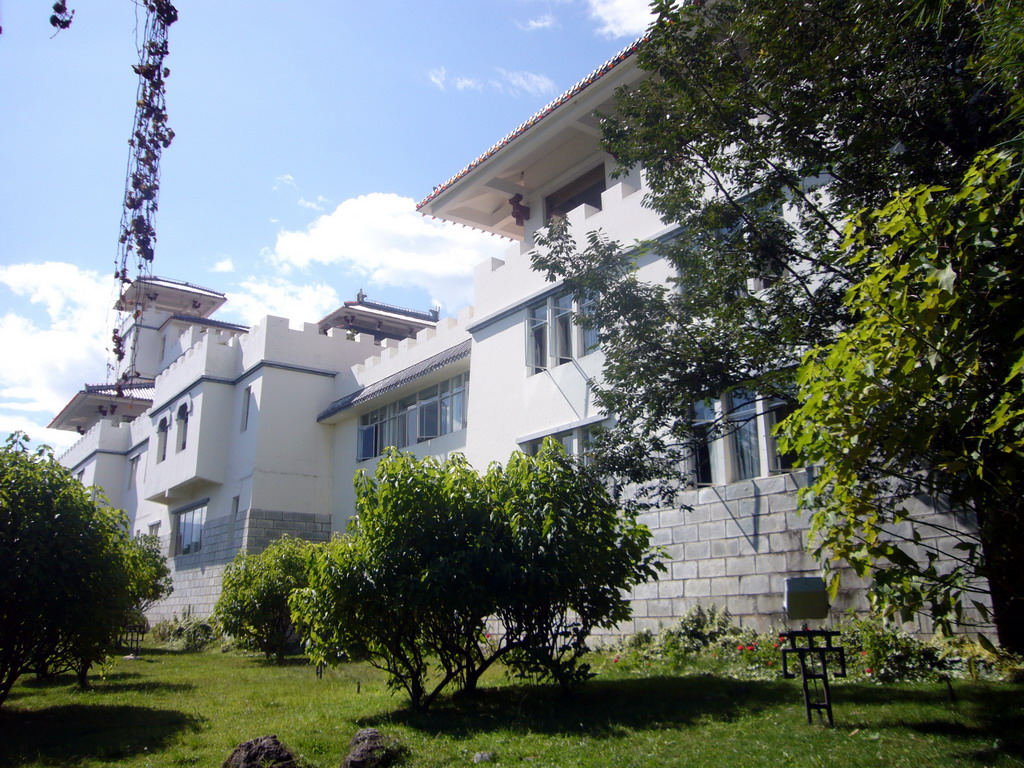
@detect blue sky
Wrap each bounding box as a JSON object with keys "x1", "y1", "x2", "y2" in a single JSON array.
[{"x1": 0, "y1": 0, "x2": 653, "y2": 448}]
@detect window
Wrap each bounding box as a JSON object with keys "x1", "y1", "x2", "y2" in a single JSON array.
[
  {"x1": 526, "y1": 292, "x2": 598, "y2": 374},
  {"x1": 173, "y1": 504, "x2": 206, "y2": 555},
  {"x1": 127, "y1": 454, "x2": 140, "y2": 489},
  {"x1": 765, "y1": 398, "x2": 797, "y2": 473},
  {"x1": 579, "y1": 296, "x2": 599, "y2": 355},
  {"x1": 522, "y1": 425, "x2": 600, "y2": 463},
  {"x1": 545, "y1": 165, "x2": 606, "y2": 222},
  {"x1": 241, "y1": 385, "x2": 252, "y2": 431},
  {"x1": 156, "y1": 417, "x2": 168, "y2": 463},
  {"x1": 688, "y1": 390, "x2": 796, "y2": 485},
  {"x1": 552, "y1": 293, "x2": 574, "y2": 366},
  {"x1": 357, "y1": 372, "x2": 469, "y2": 460},
  {"x1": 148, "y1": 521, "x2": 160, "y2": 537},
  {"x1": 528, "y1": 303, "x2": 548, "y2": 375},
  {"x1": 175, "y1": 403, "x2": 189, "y2": 453},
  {"x1": 727, "y1": 389, "x2": 761, "y2": 481},
  {"x1": 691, "y1": 399, "x2": 717, "y2": 486}
]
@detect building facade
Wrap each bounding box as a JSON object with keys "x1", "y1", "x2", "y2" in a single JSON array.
[{"x1": 53, "y1": 43, "x2": 971, "y2": 633}]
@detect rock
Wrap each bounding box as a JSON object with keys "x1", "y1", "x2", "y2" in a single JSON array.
[
  {"x1": 473, "y1": 752, "x2": 497, "y2": 763},
  {"x1": 341, "y1": 728, "x2": 404, "y2": 768},
  {"x1": 222, "y1": 735, "x2": 298, "y2": 768}
]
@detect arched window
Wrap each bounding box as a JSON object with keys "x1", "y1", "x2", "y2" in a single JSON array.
[
  {"x1": 156, "y1": 417, "x2": 168, "y2": 463},
  {"x1": 176, "y1": 403, "x2": 189, "y2": 453}
]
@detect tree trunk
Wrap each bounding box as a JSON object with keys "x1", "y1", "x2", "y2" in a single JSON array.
[{"x1": 978, "y1": 491, "x2": 1024, "y2": 654}]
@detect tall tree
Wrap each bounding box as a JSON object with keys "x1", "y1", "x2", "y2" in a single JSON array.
[
  {"x1": 780, "y1": 150, "x2": 1024, "y2": 651},
  {"x1": 0, "y1": 434, "x2": 137, "y2": 704},
  {"x1": 532, "y1": 0, "x2": 1019, "y2": 641}
]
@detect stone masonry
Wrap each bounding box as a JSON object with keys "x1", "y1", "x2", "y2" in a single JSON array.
[{"x1": 151, "y1": 509, "x2": 332, "y2": 622}]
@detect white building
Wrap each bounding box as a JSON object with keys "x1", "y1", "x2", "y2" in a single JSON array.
[{"x1": 53, "y1": 42, "x2": 966, "y2": 631}]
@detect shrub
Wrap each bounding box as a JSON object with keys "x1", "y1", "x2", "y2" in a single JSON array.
[
  {"x1": 839, "y1": 615, "x2": 944, "y2": 682},
  {"x1": 660, "y1": 604, "x2": 746, "y2": 658},
  {"x1": 1, "y1": 433, "x2": 138, "y2": 705},
  {"x1": 292, "y1": 441, "x2": 662, "y2": 710},
  {"x1": 214, "y1": 536, "x2": 313, "y2": 662},
  {"x1": 151, "y1": 610, "x2": 218, "y2": 652},
  {"x1": 126, "y1": 533, "x2": 173, "y2": 615}
]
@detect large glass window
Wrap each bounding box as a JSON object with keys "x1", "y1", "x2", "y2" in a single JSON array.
[
  {"x1": 728, "y1": 389, "x2": 761, "y2": 481},
  {"x1": 689, "y1": 390, "x2": 796, "y2": 485},
  {"x1": 526, "y1": 292, "x2": 599, "y2": 375},
  {"x1": 174, "y1": 504, "x2": 206, "y2": 555},
  {"x1": 357, "y1": 372, "x2": 469, "y2": 460}
]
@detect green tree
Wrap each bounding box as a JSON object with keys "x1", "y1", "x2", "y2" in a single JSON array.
[
  {"x1": 779, "y1": 149, "x2": 1024, "y2": 651},
  {"x1": 0, "y1": 433, "x2": 136, "y2": 704},
  {"x1": 214, "y1": 535, "x2": 314, "y2": 663},
  {"x1": 126, "y1": 533, "x2": 173, "y2": 617},
  {"x1": 292, "y1": 450, "x2": 497, "y2": 710},
  {"x1": 488, "y1": 443, "x2": 662, "y2": 690},
  {"x1": 533, "y1": 0, "x2": 1011, "y2": 502},
  {"x1": 291, "y1": 443, "x2": 660, "y2": 710}
]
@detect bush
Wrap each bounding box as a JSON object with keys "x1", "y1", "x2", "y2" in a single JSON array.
[
  {"x1": 151, "y1": 610, "x2": 218, "y2": 652},
  {"x1": 126, "y1": 533, "x2": 173, "y2": 614},
  {"x1": 214, "y1": 536, "x2": 314, "y2": 662},
  {"x1": 291, "y1": 441, "x2": 662, "y2": 710},
  {"x1": 1, "y1": 433, "x2": 138, "y2": 705},
  {"x1": 839, "y1": 615, "x2": 944, "y2": 682}
]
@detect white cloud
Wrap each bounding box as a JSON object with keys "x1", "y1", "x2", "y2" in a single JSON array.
[
  {"x1": 518, "y1": 13, "x2": 556, "y2": 30},
  {"x1": 0, "y1": 263, "x2": 111, "y2": 443},
  {"x1": 298, "y1": 195, "x2": 329, "y2": 211},
  {"x1": 495, "y1": 69, "x2": 557, "y2": 97},
  {"x1": 224, "y1": 278, "x2": 342, "y2": 327},
  {"x1": 273, "y1": 174, "x2": 297, "y2": 190},
  {"x1": 454, "y1": 77, "x2": 483, "y2": 91},
  {"x1": 586, "y1": 0, "x2": 654, "y2": 37},
  {"x1": 211, "y1": 258, "x2": 235, "y2": 273},
  {"x1": 266, "y1": 192, "x2": 508, "y2": 309},
  {"x1": 428, "y1": 66, "x2": 447, "y2": 90}
]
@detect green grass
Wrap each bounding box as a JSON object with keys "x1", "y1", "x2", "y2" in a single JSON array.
[{"x1": 2, "y1": 645, "x2": 1022, "y2": 767}]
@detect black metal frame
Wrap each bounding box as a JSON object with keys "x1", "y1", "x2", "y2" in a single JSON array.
[{"x1": 780, "y1": 629, "x2": 846, "y2": 726}]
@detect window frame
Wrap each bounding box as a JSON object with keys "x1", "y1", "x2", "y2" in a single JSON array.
[
  {"x1": 525, "y1": 292, "x2": 599, "y2": 375},
  {"x1": 688, "y1": 390, "x2": 797, "y2": 486},
  {"x1": 356, "y1": 371, "x2": 470, "y2": 461},
  {"x1": 172, "y1": 502, "x2": 207, "y2": 556}
]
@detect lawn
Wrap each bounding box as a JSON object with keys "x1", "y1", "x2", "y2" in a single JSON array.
[{"x1": 1, "y1": 646, "x2": 1022, "y2": 768}]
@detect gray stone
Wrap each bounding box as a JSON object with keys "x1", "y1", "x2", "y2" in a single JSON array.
[
  {"x1": 341, "y1": 728, "x2": 404, "y2": 768},
  {"x1": 222, "y1": 735, "x2": 297, "y2": 768}
]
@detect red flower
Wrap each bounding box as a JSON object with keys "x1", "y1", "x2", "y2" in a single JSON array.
[
  {"x1": 772, "y1": 643, "x2": 779, "y2": 649},
  {"x1": 746, "y1": 645, "x2": 756, "y2": 651},
  {"x1": 612, "y1": 656, "x2": 620, "y2": 663},
  {"x1": 736, "y1": 644, "x2": 745, "y2": 651},
  {"x1": 865, "y1": 668, "x2": 873, "y2": 675}
]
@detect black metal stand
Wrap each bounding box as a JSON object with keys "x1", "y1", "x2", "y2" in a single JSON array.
[
  {"x1": 119, "y1": 622, "x2": 147, "y2": 657},
  {"x1": 780, "y1": 628, "x2": 846, "y2": 726}
]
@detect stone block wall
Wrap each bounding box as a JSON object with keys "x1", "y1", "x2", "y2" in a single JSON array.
[
  {"x1": 150, "y1": 509, "x2": 333, "y2": 623},
  {"x1": 594, "y1": 470, "x2": 987, "y2": 640},
  {"x1": 593, "y1": 471, "x2": 868, "y2": 639}
]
